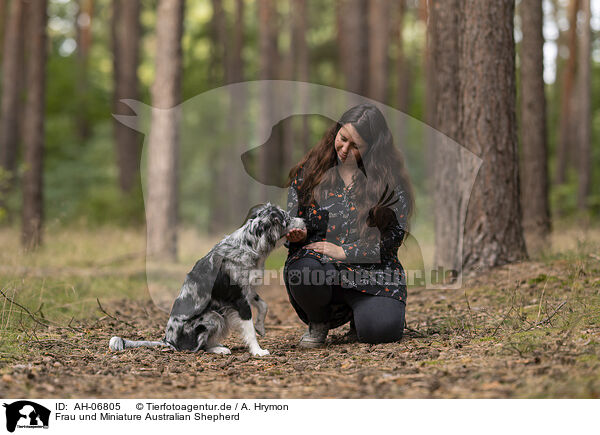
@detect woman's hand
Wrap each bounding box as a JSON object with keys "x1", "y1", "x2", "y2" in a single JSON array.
[
  {"x1": 304, "y1": 241, "x2": 347, "y2": 260},
  {"x1": 286, "y1": 227, "x2": 307, "y2": 243}
]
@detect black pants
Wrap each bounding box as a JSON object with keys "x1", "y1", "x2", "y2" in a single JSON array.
[{"x1": 285, "y1": 257, "x2": 405, "y2": 344}]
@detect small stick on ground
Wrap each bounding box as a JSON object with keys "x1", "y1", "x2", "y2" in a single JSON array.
[
  {"x1": 404, "y1": 326, "x2": 427, "y2": 338},
  {"x1": 525, "y1": 300, "x2": 568, "y2": 331},
  {"x1": 96, "y1": 298, "x2": 136, "y2": 328},
  {"x1": 491, "y1": 306, "x2": 515, "y2": 337},
  {"x1": 535, "y1": 279, "x2": 548, "y2": 324},
  {"x1": 0, "y1": 288, "x2": 50, "y2": 328},
  {"x1": 67, "y1": 316, "x2": 83, "y2": 332},
  {"x1": 464, "y1": 290, "x2": 477, "y2": 334},
  {"x1": 404, "y1": 320, "x2": 427, "y2": 338}
]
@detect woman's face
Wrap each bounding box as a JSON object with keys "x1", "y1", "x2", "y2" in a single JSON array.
[{"x1": 334, "y1": 123, "x2": 368, "y2": 165}]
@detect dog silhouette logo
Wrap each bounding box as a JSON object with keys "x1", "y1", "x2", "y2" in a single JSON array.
[{"x1": 2, "y1": 401, "x2": 50, "y2": 432}]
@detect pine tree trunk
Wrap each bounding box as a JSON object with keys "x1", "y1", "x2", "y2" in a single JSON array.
[
  {"x1": 208, "y1": 0, "x2": 230, "y2": 230},
  {"x1": 209, "y1": 0, "x2": 228, "y2": 83},
  {"x1": 258, "y1": 0, "x2": 279, "y2": 201},
  {"x1": 556, "y1": 0, "x2": 579, "y2": 185},
  {"x1": 21, "y1": 0, "x2": 48, "y2": 249},
  {"x1": 337, "y1": 0, "x2": 368, "y2": 95},
  {"x1": 576, "y1": 0, "x2": 591, "y2": 210},
  {"x1": 367, "y1": 0, "x2": 390, "y2": 102},
  {"x1": 230, "y1": 0, "x2": 245, "y2": 85},
  {"x1": 292, "y1": 0, "x2": 310, "y2": 155},
  {"x1": 423, "y1": 0, "x2": 437, "y2": 179},
  {"x1": 281, "y1": 0, "x2": 309, "y2": 168},
  {"x1": 76, "y1": 0, "x2": 94, "y2": 142},
  {"x1": 459, "y1": 0, "x2": 527, "y2": 272},
  {"x1": 520, "y1": 0, "x2": 551, "y2": 253},
  {"x1": 0, "y1": 0, "x2": 6, "y2": 62},
  {"x1": 112, "y1": 0, "x2": 142, "y2": 193},
  {"x1": 281, "y1": 2, "x2": 295, "y2": 179},
  {"x1": 389, "y1": 0, "x2": 410, "y2": 157},
  {"x1": 228, "y1": 0, "x2": 249, "y2": 222},
  {"x1": 0, "y1": 0, "x2": 26, "y2": 191},
  {"x1": 394, "y1": 0, "x2": 409, "y2": 112},
  {"x1": 430, "y1": 0, "x2": 463, "y2": 274},
  {"x1": 146, "y1": 0, "x2": 184, "y2": 261}
]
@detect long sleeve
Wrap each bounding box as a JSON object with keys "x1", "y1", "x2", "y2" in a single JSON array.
[
  {"x1": 285, "y1": 169, "x2": 335, "y2": 256},
  {"x1": 286, "y1": 173, "x2": 301, "y2": 219},
  {"x1": 284, "y1": 171, "x2": 311, "y2": 250},
  {"x1": 341, "y1": 186, "x2": 409, "y2": 264}
]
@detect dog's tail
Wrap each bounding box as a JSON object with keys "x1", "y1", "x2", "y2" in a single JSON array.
[{"x1": 109, "y1": 336, "x2": 172, "y2": 351}]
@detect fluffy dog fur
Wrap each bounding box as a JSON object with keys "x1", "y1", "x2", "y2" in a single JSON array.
[{"x1": 109, "y1": 204, "x2": 305, "y2": 356}]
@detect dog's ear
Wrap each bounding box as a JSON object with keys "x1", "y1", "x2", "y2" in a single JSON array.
[{"x1": 242, "y1": 204, "x2": 265, "y2": 226}]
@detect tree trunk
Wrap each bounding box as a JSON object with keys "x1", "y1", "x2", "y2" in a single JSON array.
[
  {"x1": 227, "y1": 0, "x2": 249, "y2": 224},
  {"x1": 112, "y1": 0, "x2": 142, "y2": 193},
  {"x1": 146, "y1": 0, "x2": 184, "y2": 261},
  {"x1": 281, "y1": 0, "x2": 309, "y2": 167},
  {"x1": 209, "y1": 0, "x2": 235, "y2": 230},
  {"x1": 209, "y1": 0, "x2": 228, "y2": 84},
  {"x1": 389, "y1": 0, "x2": 410, "y2": 158},
  {"x1": 76, "y1": 0, "x2": 94, "y2": 142},
  {"x1": 292, "y1": 0, "x2": 309, "y2": 85},
  {"x1": 394, "y1": 0, "x2": 409, "y2": 112},
  {"x1": 0, "y1": 0, "x2": 6, "y2": 62},
  {"x1": 430, "y1": 0, "x2": 463, "y2": 274},
  {"x1": 337, "y1": 0, "x2": 368, "y2": 95},
  {"x1": 21, "y1": 0, "x2": 48, "y2": 249},
  {"x1": 576, "y1": 0, "x2": 591, "y2": 210},
  {"x1": 0, "y1": 0, "x2": 26, "y2": 192},
  {"x1": 367, "y1": 0, "x2": 390, "y2": 102},
  {"x1": 556, "y1": 0, "x2": 579, "y2": 185},
  {"x1": 258, "y1": 0, "x2": 279, "y2": 201},
  {"x1": 423, "y1": 0, "x2": 437, "y2": 179},
  {"x1": 229, "y1": 0, "x2": 244, "y2": 83},
  {"x1": 519, "y1": 0, "x2": 551, "y2": 253},
  {"x1": 459, "y1": 0, "x2": 527, "y2": 272},
  {"x1": 292, "y1": 0, "x2": 310, "y2": 155}
]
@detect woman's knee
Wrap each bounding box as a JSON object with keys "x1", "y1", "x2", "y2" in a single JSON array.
[
  {"x1": 351, "y1": 298, "x2": 406, "y2": 344},
  {"x1": 355, "y1": 316, "x2": 404, "y2": 344}
]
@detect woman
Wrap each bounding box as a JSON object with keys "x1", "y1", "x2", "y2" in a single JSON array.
[{"x1": 284, "y1": 103, "x2": 415, "y2": 347}]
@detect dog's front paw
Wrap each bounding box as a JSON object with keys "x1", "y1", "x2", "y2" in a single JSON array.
[
  {"x1": 251, "y1": 348, "x2": 270, "y2": 357},
  {"x1": 207, "y1": 346, "x2": 231, "y2": 355},
  {"x1": 109, "y1": 336, "x2": 125, "y2": 351}
]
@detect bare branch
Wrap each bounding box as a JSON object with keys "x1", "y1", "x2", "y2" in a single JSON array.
[
  {"x1": 96, "y1": 298, "x2": 135, "y2": 328},
  {"x1": 0, "y1": 288, "x2": 49, "y2": 328}
]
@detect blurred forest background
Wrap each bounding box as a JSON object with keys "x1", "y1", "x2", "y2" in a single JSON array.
[{"x1": 0, "y1": 0, "x2": 598, "y2": 268}]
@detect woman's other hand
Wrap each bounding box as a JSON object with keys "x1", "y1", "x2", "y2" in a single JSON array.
[
  {"x1": 304, "y1": 241, "x2": 347, "y2": 260},
  {"x1": 286, "y1": 227, "x2": 307, "y2": 243}
]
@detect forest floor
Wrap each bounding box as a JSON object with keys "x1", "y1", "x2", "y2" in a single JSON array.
[{"x1": 1, "y1": 226, "x2": 600, "y2": 398}]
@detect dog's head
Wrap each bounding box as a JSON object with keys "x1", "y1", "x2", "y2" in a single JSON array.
[{"x1": 243, "y1": 204, "x2": 305, "y2": 253}]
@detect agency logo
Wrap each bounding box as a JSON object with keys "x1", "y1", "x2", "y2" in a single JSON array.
[{"x1": 2, "y1": 401, "x2": 50, "y2": 433}]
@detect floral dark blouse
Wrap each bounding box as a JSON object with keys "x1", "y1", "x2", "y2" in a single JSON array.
[{"x1": 284, "y1": 166, "x2": 409, "y2": 328}]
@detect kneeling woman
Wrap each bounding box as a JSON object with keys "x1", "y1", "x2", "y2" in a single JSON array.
[{"x1": 284, "y1": 104, "x2": 415, "y2": 347}]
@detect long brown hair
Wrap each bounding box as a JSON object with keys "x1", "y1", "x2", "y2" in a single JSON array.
[{"x1": 287, "y1": 104, "x2": 415, "y2": 241}]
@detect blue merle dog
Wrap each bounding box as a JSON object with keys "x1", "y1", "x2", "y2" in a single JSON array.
[{"x1": 109, "y1": 204, "x2": 305, "y2": 356}]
